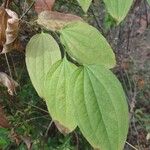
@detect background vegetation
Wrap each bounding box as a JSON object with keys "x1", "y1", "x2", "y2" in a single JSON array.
[{"x1": 0, "y1": 0, "x2": 150, "y2": 149}]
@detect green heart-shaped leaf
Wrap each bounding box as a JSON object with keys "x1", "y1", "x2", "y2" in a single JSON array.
[
  {"x1": 44, "y1": 58, "x2": 77, "y2": 134},
  {"x1": 103, "y1": 0, "x2": 133, "y2": 23},
  {"x1": 69, "y1": 65, "x2": 129, "y2": 150},
  {"x1": 60, "y1": 21, "x2": 116, "y2": 69},
  {"x1": 26, "y1": 32, "x2": 61, "y2": 98},
  {"x1": 77, "y1": 0, "x2": 92, "y2": 12}
]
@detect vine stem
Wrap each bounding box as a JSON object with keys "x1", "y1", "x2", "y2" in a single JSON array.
[
  {"x1": 19, "y1": 0, "x2": 35, "y2": 20},
  {"x1": 126, "y1": 141, "x2": 138, "y2": 150},
  {"x1": 5, "y1": 53, "x2": 13, "y2": 78},
  {"x1": 44, "y1": 121, "x2": 53, "y2": 137},
  {"x1": 74, "y1": 131, "x2": 79, "y2": 150},
  {"x1": 23, "y1": 102, "x2": 49, "y2": 113}
]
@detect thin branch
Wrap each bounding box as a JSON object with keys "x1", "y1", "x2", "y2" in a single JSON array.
[
  {"x1": 26, "y1": 115, "x2": 50, "y2": 123},
  {"x1": 126, "y1": 141, "x2": 139, "y2": 150},
  {"x1": 44, "y1": 121, "x2": 53, "y2": 137},
  {"x1": 5, "y1": 53, "x2": 13, "y2": 78},
  {"x1": 20, "y1": 0, "x2": 35, "y2": 20},
  {"x1": 23, "y1": 102, "x2": 49, "y2": 114},
  {"x1": 74, "y1": 131, "x2": 79, "y2": 150},
  {"x1": 2, "y1": 0, "x2": 12, "y2": 8}
]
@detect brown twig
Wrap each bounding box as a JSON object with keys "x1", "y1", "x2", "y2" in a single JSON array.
[
  {"x1": 74, "y1": 131, "x2": 79, "y2": 150},
  {"x1": 3, "y1": 0, "x2": 13, "y2": 8}
]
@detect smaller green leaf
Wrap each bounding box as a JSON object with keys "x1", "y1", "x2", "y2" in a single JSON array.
[
  {"x1": 44, "y1": 58, "x2": 77, "y2": 134},
  {"x1": 60, "y1": 21, "x2": 116, "y2": 69},
  {"x1": 103, "y1": 0, "x2": 133, "y2": 23},
  {"x1": 26, "y1": 32, "x2": 61, "y2": 98},
  {"x1": 77, "y1": 0, "x2": 92, "y2": 12}
]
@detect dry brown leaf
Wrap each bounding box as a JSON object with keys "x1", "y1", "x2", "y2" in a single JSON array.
[
  {"x1": 21, "y1": 136, "x2": 32, "y2": 150},
  {"x1": 37, "y1": 11, "x2": 83, "y2": 31},
  {"x1": 0, "y1": 72, "x2": 19, "y2": 95},
  {"x1": 137, "y1": 78, "x2": 145, "y2": 89},
  {"x1": 35, "y1": 0, "x2": 55, "y2": 14},
  {"x1": 0, "y1": 7, "x2": 8, "y2": 52},
  {"x1": 10, "y1": 129, "x2": 21, "y2": 145},
  {"x1": 1, "y1": 9, "x2": 19, "y2": 53},
  {"x1": 0, "y1": 104, "x2": 10, "y2": 128}
]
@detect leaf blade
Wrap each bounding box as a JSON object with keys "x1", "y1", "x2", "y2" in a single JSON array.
[
  {"x1": 34, "y1": 0, "x2": 55, "y2": 14},
  {"x1": 147, "y1": 0, "x2": 150, "y2": 5},
  {"x1": 70, "y1": 65, "x2": 129, "y2": 150},
  {"x1": 44, "y1": 59, "x2": 77, "y2": 134},
  {"x1": 25, "y1": 32, "x2": 61, "y2": 98},
  {"x1": 77, "y1": 0, "x2": 92, "y2": 12},
  {"x1": 60, "y1": 21, "x2": 116, "y2": 69},
  {"x1": 103, "y1": 0, "x2": 133, "y2": 23},
  {"x1": 37, "y1": 11, "x2": 82, "y2": 31}
]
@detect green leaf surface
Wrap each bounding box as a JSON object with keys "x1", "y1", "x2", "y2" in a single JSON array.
[
  {"x1": 70, "y1": 65, "x2": 129, "y2": 150},
  {"x1": 77, "y1": 0, "x2": 92, "y2": 12},
  {"x1": 26, "y1": 32, "x2": 61, "y2": 98},
  {"x1": 147, "y1": 0, "x2": 150, "y2": 5},
  {"x1": 44, "y1": 58, "x2": 77, "y2": 134},
  {"x1": 60, "y1": 21, "x2": 116, "y2": 69},
  {"x1": 103, "y1": 0, "x2": 133, "y2": 23}
]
